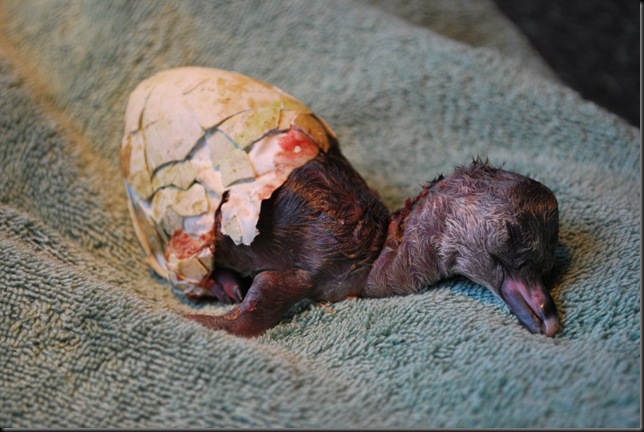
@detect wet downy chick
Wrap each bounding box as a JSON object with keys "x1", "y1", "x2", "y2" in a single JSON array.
[
  {"x1": 363, "y1": 160, "x2": 560, "y2": 336},
  {"x1": 187, "y1": 155, "x2": 560, "y2": 337}
]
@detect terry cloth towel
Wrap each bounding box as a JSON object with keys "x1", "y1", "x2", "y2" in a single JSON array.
[{"x1": 0, "y1": 0, "x2": 639, "y2": 428}]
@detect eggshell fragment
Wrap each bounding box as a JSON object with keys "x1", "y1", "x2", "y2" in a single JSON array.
[
  {"x1": 120, "y1": 67, "x2": 335, "y2": 296},
  {"x1": 152, "y1": 161, "x2": 198, "y2": 191},
  {"x1": 219, "y1": 148, "x2": 256, "y2": 187}
]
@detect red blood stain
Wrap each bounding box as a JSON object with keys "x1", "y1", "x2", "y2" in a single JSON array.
[
  {"x1": 258, "y1": 183, "x2": 277, "y2": 200},
  {"x1": 166, "y1": 229, "x2": 214, "y2": 260},
  {"x1": 276, "y1": 128, "x2": 319, "y2": 169}
]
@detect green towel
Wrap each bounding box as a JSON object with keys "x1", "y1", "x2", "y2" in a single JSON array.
[{"x1": 0, "y1": 0, "x2": 639, "y2": 427}]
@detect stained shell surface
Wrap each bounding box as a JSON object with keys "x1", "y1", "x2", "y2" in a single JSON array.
[{"x1": 120, "y1": 67, "x2": 335, "y2": 297}]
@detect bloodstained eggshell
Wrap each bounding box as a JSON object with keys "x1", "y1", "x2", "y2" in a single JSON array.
[{"x1": 120, "y1": 67, "x2": 335, "y2": 297}]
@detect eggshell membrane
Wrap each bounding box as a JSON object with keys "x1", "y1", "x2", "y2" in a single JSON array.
[{"x1": 120, "y1": 67, "x2": 335, "y2": 296}]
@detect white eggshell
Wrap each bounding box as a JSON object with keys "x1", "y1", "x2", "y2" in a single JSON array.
[{"x1": 120, "y1": 67, "x2": 335, "y2": 294}]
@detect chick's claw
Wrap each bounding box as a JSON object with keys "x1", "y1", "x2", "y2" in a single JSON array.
[{"x1": 208, "y1": 268, "x2": 249, "y2": 304}]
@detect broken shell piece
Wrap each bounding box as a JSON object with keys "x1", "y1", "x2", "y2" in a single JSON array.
[
  {"x1": 165, "y1": 229, "x2": 215, "y2": 290},
  {"x1": 143, "y1": 84, "x2": 204, "y2": 173},
  {"x1": 172, "y1": 183, "x2": 209, "y2": 217},
  {"x1": 152, "y1": 161, "x2": 198, "y2": 191},
  {"x1": 207, "y1": 131, "x2": 237, "y2": 168},
  {"x1": 293, "y1": 113, "x2": 331, "y2": 152},
  {"x1": 159, "y1": 206, "x2": 183, "y2": 241},
  {"x1": 121, "y1": 132, "x2": 153, "y2": 198},
  {"x1": 120, "y1": 67, "x2": 335, "y2": 297},
  {"x1": 218, "y1": 103, "x2": 281, "y2": 149},
  {"x1": 222, "y1": 214, "x2": 244, "y2": 246},
  {"x1": 219, "y1": 148, "x2": 255, "y2": 187},
  {"x1": 177, "y1": 257, "x2": 209, "y2": 283},
  {"x1": 183, "y1": 212, "x2": 217, "y2": 236},
  {"x1": 278, "y1": 110, "x2": 299, "y2": 131},
  {"x1": 125, "y1": 185, "x2": 165, "y2": 277}
]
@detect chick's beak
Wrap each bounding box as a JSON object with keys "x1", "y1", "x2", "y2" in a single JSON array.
[{"x1": 499, "y1": 275, "x2": 559, "y2": 337}]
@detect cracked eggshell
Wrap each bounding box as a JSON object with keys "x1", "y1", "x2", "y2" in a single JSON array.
[{"x1": 120, "y1": 67, "x2": 336, "y2": 293}]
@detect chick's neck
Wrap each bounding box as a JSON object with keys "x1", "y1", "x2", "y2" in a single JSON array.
[{"x1": 362, "y1": 184, "x2": 451, "y2": 298}]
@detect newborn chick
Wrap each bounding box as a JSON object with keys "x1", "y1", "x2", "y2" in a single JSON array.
[
  {"x1": 363, "y1": 158, "x2": 560, "y2": 336},
  {"x1": 185, "y1": 149, "x2": 560, "y2": 337}
]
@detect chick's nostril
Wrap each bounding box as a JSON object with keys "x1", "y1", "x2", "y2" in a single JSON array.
[{"x1": 539, "y1": 292, "x2": 557, "y2": 318}]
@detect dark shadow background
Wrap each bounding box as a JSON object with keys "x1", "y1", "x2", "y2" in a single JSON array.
[{"x1": 494, "y1": 0, "x2": 640, "y2": 127}]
